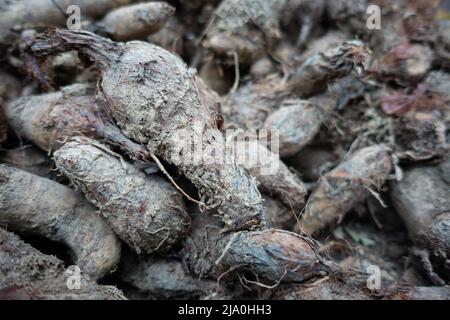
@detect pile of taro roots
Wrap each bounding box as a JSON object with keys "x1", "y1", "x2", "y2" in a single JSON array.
[{"x1": 0, "y1": 0, "x2": 449, "y2": 300}]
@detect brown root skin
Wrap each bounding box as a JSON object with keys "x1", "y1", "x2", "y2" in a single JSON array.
[
  {"x1": 222, "y1": 74, "x2": 289, "y2": 130},
  {"x1": 262, "y1": 98, "x2": 333, "y2": 157},
  {"x1": 287, "y1": 40, "x2": 371, "y2": 97},
  {"x1": 117, "y1": 251, "x2": 220, "y2": 299},
  {"x1": 5, "y1": 84, "x2": 148, "y2": 161},
  {"x1": 230, "y1": 140, "x2": 307, "y2": 212},
  {"x1": 0, "y1": 146, "x2": 55, "y2": 179},
  {"x1": 203, "y1": 0, "x2": 285, "y2": 64},
  {"x1": 54, "y1": 136, "x2": 190, "y2": 254},
  {"x1": 390, "y1": 164, "x2": 450, "y2": 283},
  {"x1": 299, "y1": 145, "x2": 392, "y2": 235},
  {"x1": 0, "y1": 228, "x2": 126, "y2": 300},
  {"x1": 372, "y1": 44, "x2": 434, "y2": 87},
  {"x1": 0, "y1": 0, "x2": 142, "y2": 45},
  {"x1": 0, "y1": 164, "x2": 121, "y2": 280},
  {"x1": 183, "y1": 213, "x2": 329, "y2": 284},
  {"x1": 97, "y1": 2, "x2": 175, "y2": 41},
  {"x1": 29, "y1": 29, "x2": 264, "y2": 231},
  {"x1": 393, "y1": 111, "x2": 448, "y2": 161}
]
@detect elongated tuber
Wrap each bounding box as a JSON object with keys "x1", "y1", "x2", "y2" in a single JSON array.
[
  {"x1": 203, "y1": 0, "x2": 284, "y2": 64},
  {"x1": 287, "y1": 40, "x2": 371, "y2": 97},
  {"x1": 54, "y1": 136, "x2": 190, "y2": 254},
  {"x1": 230, "y1": 139, "x2": 307, "y2": 212},
  {"x1": 0, "y1": 164, "x2": 121, "y2": 280},
  {"x1": 97, "y1": 2, "x2": 175, "y2": 41},
  {"x1": 299, "y1": 145, "x2": 392, "y2": 235},
  {"x1": 0, "y1": 228, "x2": 125, "y2": 300},
  {"x1": 29, "y1": 29, "x2": 264, "y2": 231},
  {"x1": 183, "y1": 213, "x2": 329, "y2": 284},
  {"x1": 5, "y1": 84, "x2": 148, "y2": 160},
  {"x1": 390, "y1": 164, "x2": 450, "y2": 284},
  {"x1": 0, "y1": 0, "x2": 141, "y2": 45}
]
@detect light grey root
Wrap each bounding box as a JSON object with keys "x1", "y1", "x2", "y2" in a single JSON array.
[
  {"x1": 54, "y1": 136, "x2": 190, "y2": 254},
  {"x1": 0, "y1": 228, "x2": 126, "y2": 300}
]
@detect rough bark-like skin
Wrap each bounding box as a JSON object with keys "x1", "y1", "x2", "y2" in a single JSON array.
[
  {"x1": 0, "y1": 0, "x2": 141, "y2": 45},
  {"x1": 0, "y1": 146, "x2": 54, "y2": 178},
  {"x1": 262, "y1": 99, "x2": 332, "y2": 157},
  {"x1": 117, "y1": 252, "x2": 218, "y2": 299},
  {"x1": 5, "y1": 84, "x2": 148, "y2": 160},
  {"x1": 393, "y1": 111, "x2": 448, "y2": 161},
  {"x1": 98, "y1": 2, "x2": 175, "y2": 41},
  {"x1": 299, "y1": 145, "x2": 392, "y2": 235},
  {"x1": 203, "y1": 0, "x2": 286, "y2": 63},
  {"x1": 29, "y1": 29, "x2": 264, "y2": 231},
  {"x1": 373, "y1": 44, "x2": 434, "y2": 87},
  {"x1": 0, "y1": 228, "x2": 126, "y2": 300},
  {"x1": 183, "y1": 214, "x2": 329, "y2": 283},
  {"x1": 54, "y1": 137, "x2": 190, "y2": 254},
  {"x1": 390, "y1": 165, "x2": 450, "y2": 283},
  {"x1": 0, "y1": 164, "x2": 121, "y2": 280},
  {"x1": 287, "y1": 40, "x2": 371, "y2": 97},
  {"x1": 231, "y1": 140, "x2": 307, "y2": 212}
]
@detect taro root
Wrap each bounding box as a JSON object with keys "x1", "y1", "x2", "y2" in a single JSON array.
[
  {"x1": 5, "y1": 83, "x2": 148, "y2": 160},
  {"x1": 297, "y1": 31, "x2": 347, "y2": 65},
  {"x1": 390, "y1": 164, "x2": 450, "y2": 285},
  {"x1": 183, "y1": 213, "x2": 329, "y2": 284},
  {"x1": 54, "y1": 137, "x2": 190, "y2": 254},
  {"x1": 221, "y1": 74, "x2": 287, "y2": 130},
  {"x1": 0, "y1": 164, "x2": 121, "y2": 280},
  {"x1": 0, "y1": 146, "x2": 54, "y2": 178},
  {"x1": 299, "y1": 145, "x2": 392, "y2": 235},
  {"x1": 29, "y1": 29, "x2": 264, "y2": 231},
  {"x1": 287, "y1": 40, "x2": 371, "y2": 97},
  {"x1": 117, "y1": 252, "x2": 218, "y2": 299},
  {"x1": 97, "y1": 2, "x2": 175, "y2": 41},
  {"x1": 147, "y1": 16, "x2": 185, "y2": 55},
  {"x1": 230, "y1": 140, "x2": 307, "y2": 212},
  {"x1": 373, "y1": 44, "x2": 434, "y2": 87},
  {"x1": 0, "y1": 0, "x2": 141, "y2": 45},
  {"x1": 262, "y1": 97, "x2": 334, "y2": 157},
  {"x1": 0, "y1": 228, "x2": 125, "y2": 300},
  {"x1": 392, "y1": 110, "x2": 448, "y2": 161},
  {"x1": 202, "y1": 0, "x2": 285, "y2": 64}
]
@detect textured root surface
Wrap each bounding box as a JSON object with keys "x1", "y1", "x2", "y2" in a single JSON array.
[
  {"x1": 54, "y1": 136, "x2": 190, "y2": 254},
  {"x1": 0, "y1": 228, "x2": 126, "y2": 300},
  {"x1": 0, "y1": 164, "x2": 121, "y2": 280}
]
